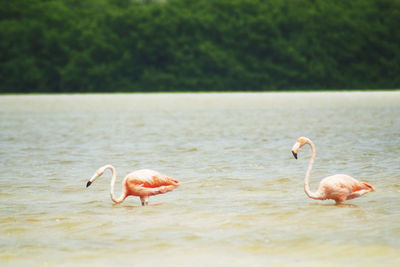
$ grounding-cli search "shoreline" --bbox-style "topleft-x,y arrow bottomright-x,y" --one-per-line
1,89 -> 399,96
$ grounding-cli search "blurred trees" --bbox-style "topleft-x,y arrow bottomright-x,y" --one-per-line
0,0 -> 399,92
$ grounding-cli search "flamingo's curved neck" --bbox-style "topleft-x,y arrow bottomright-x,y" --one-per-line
107,165 -> 126,204
304,140 -> 323,200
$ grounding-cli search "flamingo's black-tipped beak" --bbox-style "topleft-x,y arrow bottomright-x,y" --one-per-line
86,181 -> 92,188
291,142 -> 300,160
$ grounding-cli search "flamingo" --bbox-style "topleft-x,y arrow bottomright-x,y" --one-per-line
86,165 -> 180,206
291,137 -> 374,204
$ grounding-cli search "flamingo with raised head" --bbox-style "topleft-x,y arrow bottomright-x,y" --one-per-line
291,137 -> 374,204
86,165 -> 180,206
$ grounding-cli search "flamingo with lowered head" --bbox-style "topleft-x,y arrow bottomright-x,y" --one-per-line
86,165 -> 180,206
291,137 -> 374,204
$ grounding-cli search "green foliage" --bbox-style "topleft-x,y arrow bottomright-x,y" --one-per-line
0,0 -> 399,92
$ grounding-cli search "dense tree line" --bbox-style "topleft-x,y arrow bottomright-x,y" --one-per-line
0,0 -> 399,92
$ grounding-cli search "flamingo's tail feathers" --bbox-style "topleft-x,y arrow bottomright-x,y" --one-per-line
362,182 -> 375,192
167,176 -> 180,186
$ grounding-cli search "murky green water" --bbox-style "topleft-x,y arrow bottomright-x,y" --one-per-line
1,92 -> 399,266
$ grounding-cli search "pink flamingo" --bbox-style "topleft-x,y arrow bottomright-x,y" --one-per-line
291,137 -> 375,204
86,165 -> 180,206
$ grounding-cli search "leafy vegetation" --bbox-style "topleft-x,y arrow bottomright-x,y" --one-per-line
1,0 -> 399,92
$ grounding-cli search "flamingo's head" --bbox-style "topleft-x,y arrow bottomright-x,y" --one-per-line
86,166 -> 107,187
291,136 -> 310,159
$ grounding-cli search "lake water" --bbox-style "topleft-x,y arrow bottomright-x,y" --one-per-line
0,92 -> 399,266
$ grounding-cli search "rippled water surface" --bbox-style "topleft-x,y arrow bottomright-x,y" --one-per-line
1,92 -> 399,266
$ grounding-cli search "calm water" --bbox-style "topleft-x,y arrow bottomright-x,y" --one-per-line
1,92 -> 399,266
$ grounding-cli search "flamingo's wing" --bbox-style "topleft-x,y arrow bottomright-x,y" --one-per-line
321,175 -> 360,191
